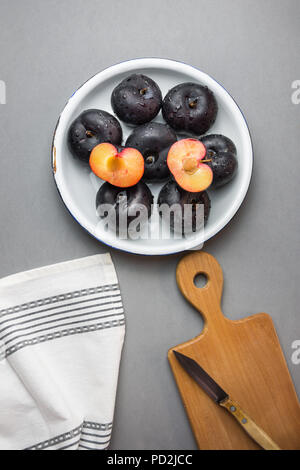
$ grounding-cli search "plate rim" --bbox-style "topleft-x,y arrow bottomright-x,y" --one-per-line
52,57 -> 253,256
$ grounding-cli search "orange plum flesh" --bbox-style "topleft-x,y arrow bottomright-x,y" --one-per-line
167,138 -> 213,192
90,143 -> 144,188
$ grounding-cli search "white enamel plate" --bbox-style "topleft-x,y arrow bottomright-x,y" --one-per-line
52,58 -> 253,255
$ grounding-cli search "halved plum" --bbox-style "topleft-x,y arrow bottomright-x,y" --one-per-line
89,143 -> 144,188
167,138 -> 213,192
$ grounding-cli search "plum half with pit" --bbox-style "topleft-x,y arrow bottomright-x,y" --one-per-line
111,74 -> 162,125
68,109 -> 122,163
158,180 -> 211,235
125,123 -> 177,182
167,138 -> 213,192
162,83 -> 218,136
96,181 -> 153,234
200,134 -> 238,188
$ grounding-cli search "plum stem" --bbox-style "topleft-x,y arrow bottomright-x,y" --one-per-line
183,157 -> 212,174
86,130 -> 95,138
140,88 -> 147,95
189,99 -> 198,108
146,155 -> 155,164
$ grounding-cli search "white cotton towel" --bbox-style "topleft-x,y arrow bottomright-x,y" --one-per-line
0,253 -> 125,450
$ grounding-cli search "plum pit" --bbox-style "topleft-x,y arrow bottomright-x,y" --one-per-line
167,138 -> 213,192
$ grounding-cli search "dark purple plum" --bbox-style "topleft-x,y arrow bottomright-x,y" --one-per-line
68,109 -> 122,163
96,181 -> 153,234
111,74 -> 162,125
125,122 -> 177,182
158,180 -> 210,235
200,134 -> 238,188
162,83 -> 218,136
200,134 -> 236,155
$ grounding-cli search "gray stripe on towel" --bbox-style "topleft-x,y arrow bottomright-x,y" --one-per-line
3,309 -> 124,346
4,316 -> 125,357
0,292 -> 121,327
0,283 -> 124,358
25,421 -> 112,450
0,284 -> 119,317
58,439 -> 81,450
0,300 -> 123,340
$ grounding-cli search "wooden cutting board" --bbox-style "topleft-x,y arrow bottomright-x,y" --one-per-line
168,251 -> 300,450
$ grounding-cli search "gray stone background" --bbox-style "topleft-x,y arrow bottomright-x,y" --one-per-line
0,0 -> 299,449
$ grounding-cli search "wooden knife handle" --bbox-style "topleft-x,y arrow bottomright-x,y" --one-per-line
220,397 -> 281,450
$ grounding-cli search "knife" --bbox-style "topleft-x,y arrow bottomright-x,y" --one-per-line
173,350 -> 281,451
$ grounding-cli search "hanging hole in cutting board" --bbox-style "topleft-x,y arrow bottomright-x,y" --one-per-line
194,273 -> 208,288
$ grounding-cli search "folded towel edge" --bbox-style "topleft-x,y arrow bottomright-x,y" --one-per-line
0,253 -> 114,289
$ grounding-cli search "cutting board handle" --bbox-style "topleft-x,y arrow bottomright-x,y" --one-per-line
176,251 -> 226,328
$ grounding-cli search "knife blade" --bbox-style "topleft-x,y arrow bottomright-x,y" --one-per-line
173,350 -> 281,451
